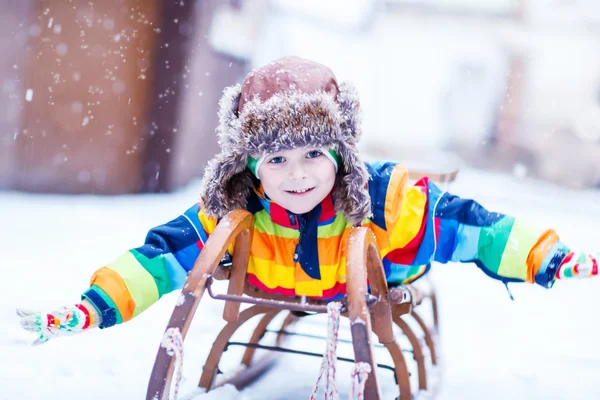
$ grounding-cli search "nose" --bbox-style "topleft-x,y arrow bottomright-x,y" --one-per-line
288,162 -> 307,180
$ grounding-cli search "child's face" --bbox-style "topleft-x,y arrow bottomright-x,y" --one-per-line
258,147 -> 336,214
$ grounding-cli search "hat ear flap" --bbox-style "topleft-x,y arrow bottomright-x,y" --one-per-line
199,153 -> 254,220
200,83 -> 253,219
333,141 -> 371,226
337,81 -> 362,142
217,84 -> 243,151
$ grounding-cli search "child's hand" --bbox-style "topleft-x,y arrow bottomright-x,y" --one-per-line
17,300 -> 100,345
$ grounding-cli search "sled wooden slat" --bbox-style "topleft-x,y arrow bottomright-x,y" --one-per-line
146,210 -> 254,400
241,311 -> 298,367
346,228 -> 384,400
411,310 -> 438,366
198,305 -> 274,390
346,227 -> 415,400
222,229 -> 251,322
200,308 -> 299,392
394,315 -> 428,391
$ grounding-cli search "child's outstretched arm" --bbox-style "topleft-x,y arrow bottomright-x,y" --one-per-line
368,162 -> 598,288
428,183 -> 598,288
18,203 -> 216,344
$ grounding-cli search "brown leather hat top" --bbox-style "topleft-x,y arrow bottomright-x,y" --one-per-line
238,56 -> 339,114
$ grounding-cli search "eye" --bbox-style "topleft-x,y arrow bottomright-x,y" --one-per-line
306,150 -> 323,159
268,156 -> 285,164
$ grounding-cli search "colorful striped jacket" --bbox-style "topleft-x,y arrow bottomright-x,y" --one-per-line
82,162 -> 593,328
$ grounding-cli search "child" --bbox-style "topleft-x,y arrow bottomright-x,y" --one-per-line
19,56 -> 599,344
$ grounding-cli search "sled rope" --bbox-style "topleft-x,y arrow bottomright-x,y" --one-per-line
161,327 -> 185,400
309,301 -> 371,400
350,362 -> 371,400
310,301 -> 342,400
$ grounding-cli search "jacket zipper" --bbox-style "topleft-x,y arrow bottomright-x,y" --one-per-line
294,214 -> 306,263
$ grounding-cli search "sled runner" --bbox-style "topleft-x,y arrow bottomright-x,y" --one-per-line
146,167 -> 458,400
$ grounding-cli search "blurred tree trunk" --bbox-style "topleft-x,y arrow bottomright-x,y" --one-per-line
138,0 -> 197,192
141,0 -> 247,193
166,0 -> 247,191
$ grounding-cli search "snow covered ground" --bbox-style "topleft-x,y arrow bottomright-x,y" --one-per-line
2,167 -> 600,400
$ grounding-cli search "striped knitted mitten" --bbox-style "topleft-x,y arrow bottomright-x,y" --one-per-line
17,299 -> 101,345
555,251 -> 599,280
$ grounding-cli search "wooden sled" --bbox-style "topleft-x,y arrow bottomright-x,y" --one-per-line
146,166 -> 458,400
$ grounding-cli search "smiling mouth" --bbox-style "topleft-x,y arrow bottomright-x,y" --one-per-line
285,187 -> 315,194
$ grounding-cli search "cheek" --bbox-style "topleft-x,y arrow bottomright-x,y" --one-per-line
259,169 -> 284,190
324,173 -> 337,192
313,162 -> 336,184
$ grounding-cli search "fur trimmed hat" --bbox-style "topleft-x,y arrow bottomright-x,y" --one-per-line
199,56 -> 371,225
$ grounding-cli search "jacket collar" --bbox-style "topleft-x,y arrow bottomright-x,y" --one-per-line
253,183 -> 337,229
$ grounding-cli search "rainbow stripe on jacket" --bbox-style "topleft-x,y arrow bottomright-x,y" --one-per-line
82,161 -> 589,328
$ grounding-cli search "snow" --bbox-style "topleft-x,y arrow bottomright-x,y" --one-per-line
2,168 -> 600,399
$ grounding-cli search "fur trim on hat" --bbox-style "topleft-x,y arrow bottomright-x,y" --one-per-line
199,80 -> 371,226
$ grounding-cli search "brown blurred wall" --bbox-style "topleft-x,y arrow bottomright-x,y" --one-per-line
0,1 -> 34,190
1,0 -> 246,195
15,0 -> 159,194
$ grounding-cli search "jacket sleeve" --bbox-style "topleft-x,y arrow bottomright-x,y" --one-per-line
367,162 -> 598,288
431,186 -> 598,288
81,203 -> 217,328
